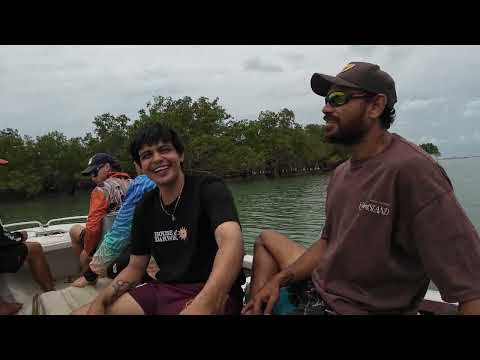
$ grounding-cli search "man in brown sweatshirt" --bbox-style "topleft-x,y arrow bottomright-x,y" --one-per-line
243,62 -> 480,315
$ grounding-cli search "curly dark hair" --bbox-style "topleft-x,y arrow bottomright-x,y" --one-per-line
379,106 -> 396,130
363,91 -> 396,130
129,122 -> 185,166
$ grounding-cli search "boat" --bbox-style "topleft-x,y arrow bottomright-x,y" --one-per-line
0,217 -> 458,315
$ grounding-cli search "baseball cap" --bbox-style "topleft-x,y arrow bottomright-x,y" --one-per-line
0,159 -> 8,166
81,153 -> 118,176
311,62 -> 397,108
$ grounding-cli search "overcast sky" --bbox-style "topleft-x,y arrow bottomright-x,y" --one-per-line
1,45 -> 479,157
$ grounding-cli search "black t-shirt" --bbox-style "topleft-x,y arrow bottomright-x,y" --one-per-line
131,174 -> 245,294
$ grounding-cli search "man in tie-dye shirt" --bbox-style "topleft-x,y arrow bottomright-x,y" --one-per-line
73,163 -> 157,287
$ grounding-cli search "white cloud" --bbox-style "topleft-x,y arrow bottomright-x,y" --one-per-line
418,136 -> 441,144
399,98 -> 447,112
464,99 -> 480,117
243,57 -> 284,73
454,133 -> 480,144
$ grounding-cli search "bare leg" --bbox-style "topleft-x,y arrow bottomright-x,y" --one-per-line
69,224 -> 84,257
25,242 -> 55,292
0,297 -> 22,315
79,255 -> 92,273
71,302 -> 92,315
106,292 -> 145,315
249,230 -> 306,298
69,225 -> 91,272
72,293 -> 145,315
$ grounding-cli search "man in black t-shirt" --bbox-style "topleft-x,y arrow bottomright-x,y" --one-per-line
74,123 -> 245,315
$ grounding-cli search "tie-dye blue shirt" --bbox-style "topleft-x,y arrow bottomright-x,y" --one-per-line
90,175 -> 156,274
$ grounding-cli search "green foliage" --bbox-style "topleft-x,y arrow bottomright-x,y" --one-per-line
0,96 -> 350,197
419,142 -> 441,156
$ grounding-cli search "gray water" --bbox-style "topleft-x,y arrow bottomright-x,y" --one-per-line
229,175 -> 328,254
1,157 -> 479,255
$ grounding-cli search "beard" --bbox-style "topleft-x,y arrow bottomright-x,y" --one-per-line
325,122 -> 369,145
324,110 -> 370,146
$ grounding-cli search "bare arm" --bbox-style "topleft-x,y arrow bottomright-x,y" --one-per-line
181,221 -> 244,314
458,299 -> 480,315
87,254 -> 149,314
274,237 -> 328,286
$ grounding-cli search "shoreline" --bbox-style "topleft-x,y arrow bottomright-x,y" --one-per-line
1,169 -> 336,202
224,167 -> 334,183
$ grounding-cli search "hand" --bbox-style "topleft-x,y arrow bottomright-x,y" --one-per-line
179,295 -> 228,315
179,300 -> 213,315
72,276 -> 95,288
242,278 -> 281,315
86,300 -> 106,315
89,262 -> 106,277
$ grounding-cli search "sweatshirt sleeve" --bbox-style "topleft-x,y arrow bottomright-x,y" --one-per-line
83,189 -> 109,255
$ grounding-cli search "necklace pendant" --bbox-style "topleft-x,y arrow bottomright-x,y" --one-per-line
172,215 -> 175,222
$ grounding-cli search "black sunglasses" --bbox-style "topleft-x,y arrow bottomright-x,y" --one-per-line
325,91 -> 374,107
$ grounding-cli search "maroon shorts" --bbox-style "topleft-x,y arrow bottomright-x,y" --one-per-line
128,281 -> 243,315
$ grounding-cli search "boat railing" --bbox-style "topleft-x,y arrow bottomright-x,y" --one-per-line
3,216 -> 88,231
46,216 -> 87,227
2,221 -> 43,231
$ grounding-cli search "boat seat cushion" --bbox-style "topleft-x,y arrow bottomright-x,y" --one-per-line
37,278 -> 112,315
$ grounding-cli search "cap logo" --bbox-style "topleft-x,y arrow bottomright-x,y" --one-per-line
340,63 -> 356,73
87,156 -> 94,166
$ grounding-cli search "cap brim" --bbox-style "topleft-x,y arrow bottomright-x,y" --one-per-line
81,165 -> 96,176
311,73 -> 362,97
0,159 -> 8,166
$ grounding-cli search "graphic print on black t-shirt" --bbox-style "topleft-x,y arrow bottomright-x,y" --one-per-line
154,226 -> 188,243
130,174 -> 245,295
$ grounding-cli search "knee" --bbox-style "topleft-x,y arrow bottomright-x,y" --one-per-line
71,304 -> 90,315
69,225 -> 83,243
255,230 -> 276,248
255,233 -> 265,247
